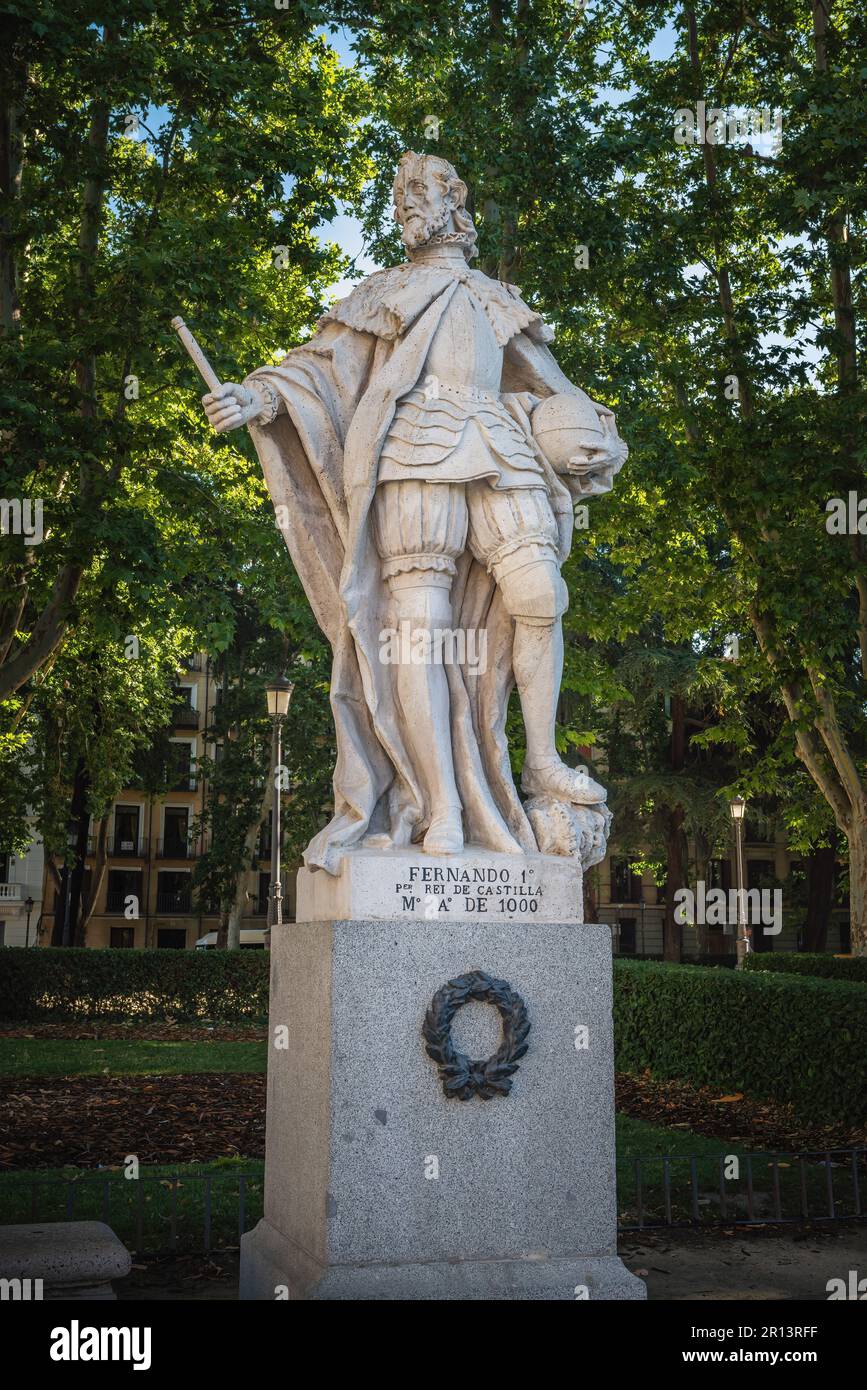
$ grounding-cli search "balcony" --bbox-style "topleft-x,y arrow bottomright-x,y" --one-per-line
156,838 -> 197,860
106,888 -> 140,912
171,705 -> 199,730
156,891 -> 192,914
112,836 -> 148,857
0,884 -> 22,902
181,655 -> 203,672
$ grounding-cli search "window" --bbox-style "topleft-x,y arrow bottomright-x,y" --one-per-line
255,872 -> 270,915
169,741 -> 195,791
747,860 -> 775,891
110,927 -> 135,949
258,814 -> 272,859
156,871 -> 192,914
618,918 -> 637,955
162,807 -> 190,856
106,869 -> 142,914
157,928 -> 187,949
114,805 -> 141,854
612,860 -> 642,903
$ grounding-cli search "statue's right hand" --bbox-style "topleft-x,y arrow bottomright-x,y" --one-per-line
202,382 -> 263,432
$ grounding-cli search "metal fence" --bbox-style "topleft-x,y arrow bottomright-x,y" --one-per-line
619,1148 -> 864,1231
2,1149 -> 863,1255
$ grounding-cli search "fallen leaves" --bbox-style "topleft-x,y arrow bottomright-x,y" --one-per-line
0,1074 -> 266,1170
615,1072 -> 866,1152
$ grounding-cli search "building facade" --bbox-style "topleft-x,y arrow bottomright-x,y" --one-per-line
36,656 -> 294,950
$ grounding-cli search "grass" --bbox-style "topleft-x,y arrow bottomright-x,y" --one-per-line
0,1035 -> 859,1242
0,1038 -> 267,1076
0,1118 -> 858,1252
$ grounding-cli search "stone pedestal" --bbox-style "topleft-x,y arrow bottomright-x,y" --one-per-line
240,868 -> 645,1301
296,847 -> 584,923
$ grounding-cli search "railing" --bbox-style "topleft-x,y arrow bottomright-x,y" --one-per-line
181,655 -> 203,672
156,839 -> 196,860
2,1171 -> 262,1255
3,1149 -> 862,1258
0,884 -> 22,901
169,775 -> 197,792
155,891 -> 192,914
112,836 -> 147,857
105,889 -> 141,912
171,706 -> 199,729
619,1148 -> 865,1230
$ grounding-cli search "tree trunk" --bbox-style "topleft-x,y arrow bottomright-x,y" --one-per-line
60,758 -> 90,946
663,807 -> 686,962
847,817 -> 867,956
77,814 -> 109,946
582,866 -> 598,924
802,842 -> 836,952
226,783 -> 272,950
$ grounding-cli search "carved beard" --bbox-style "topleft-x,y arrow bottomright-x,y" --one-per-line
400,207 -> 452,250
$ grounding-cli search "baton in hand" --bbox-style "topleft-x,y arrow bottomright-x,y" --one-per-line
171,316 -> 222,393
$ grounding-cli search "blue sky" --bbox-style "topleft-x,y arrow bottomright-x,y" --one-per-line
318,19 -> 681,298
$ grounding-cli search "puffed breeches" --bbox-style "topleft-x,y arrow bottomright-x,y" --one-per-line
371,479 -> 568,626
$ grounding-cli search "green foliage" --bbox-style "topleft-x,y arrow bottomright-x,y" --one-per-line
0,946 -> 268,1022
614,959 -> 867,1123
744,952 -> 867,985
1,1 -> 366,847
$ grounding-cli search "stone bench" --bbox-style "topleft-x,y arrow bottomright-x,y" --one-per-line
0,1221 -> 131,1300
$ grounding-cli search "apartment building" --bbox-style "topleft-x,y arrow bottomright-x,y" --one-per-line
597,832 -> 850,958
0,831 -> 44,947
37,656 -> 294,950
15,661 -> 851,953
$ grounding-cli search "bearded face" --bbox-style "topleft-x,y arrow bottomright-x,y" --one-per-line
394,166 -> 453,250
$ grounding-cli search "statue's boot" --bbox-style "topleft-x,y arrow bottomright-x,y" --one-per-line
423,804 -> 464,855
521,759 -> 607,806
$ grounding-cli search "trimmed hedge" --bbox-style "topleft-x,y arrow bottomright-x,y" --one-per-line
0,948 -> 269,1023
744,952 -> 867,985
614,959 -> 867,1124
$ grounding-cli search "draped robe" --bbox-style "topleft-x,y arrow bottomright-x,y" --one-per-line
245,262 -> 624,873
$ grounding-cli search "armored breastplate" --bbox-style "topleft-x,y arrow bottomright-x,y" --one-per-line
422,285 -> 503,392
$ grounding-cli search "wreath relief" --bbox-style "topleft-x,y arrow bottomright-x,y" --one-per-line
422,969 -> 531,1101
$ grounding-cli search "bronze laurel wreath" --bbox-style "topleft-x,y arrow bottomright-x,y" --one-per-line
422,969 -> 531,1101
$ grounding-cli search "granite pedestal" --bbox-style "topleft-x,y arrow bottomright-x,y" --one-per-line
240,857 -> 644,1301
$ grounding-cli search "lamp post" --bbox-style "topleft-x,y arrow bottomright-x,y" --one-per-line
265,676 -> 294,934
730,795 -> 749,969
24,895 -> 34,948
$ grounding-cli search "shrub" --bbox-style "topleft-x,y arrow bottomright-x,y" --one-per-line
743,952 -> 867,985
0,947 -> 269,1023
614,959 -> 867,1124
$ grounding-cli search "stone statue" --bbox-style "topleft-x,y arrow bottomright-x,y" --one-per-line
202,153 -> 626,875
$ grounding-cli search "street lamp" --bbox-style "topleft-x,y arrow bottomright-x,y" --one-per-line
24,895 -> 34,948
265,676 -> 294,932
729,796 -> 749,969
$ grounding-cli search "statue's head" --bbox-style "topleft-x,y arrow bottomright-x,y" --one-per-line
393,152 -> 478,262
